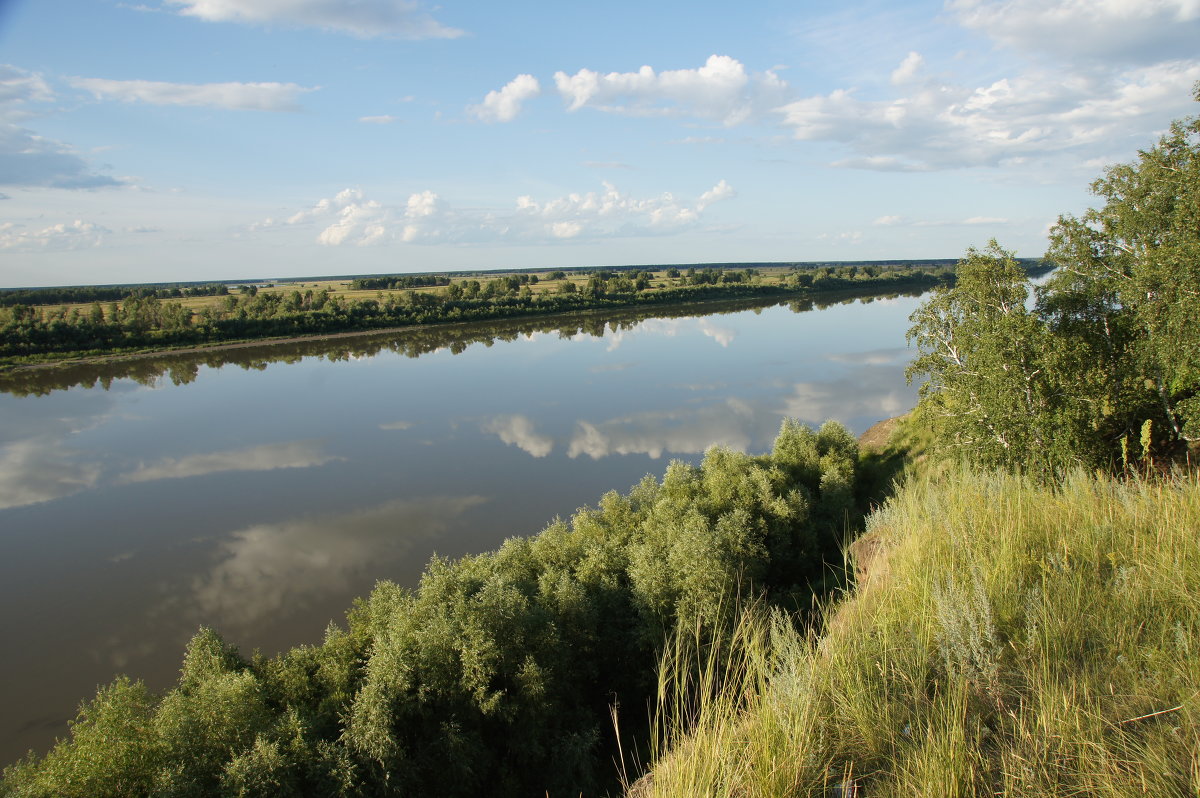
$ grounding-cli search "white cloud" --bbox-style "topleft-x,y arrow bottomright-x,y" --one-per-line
554,54 -> 790,126
777,59 -> 1200,171
696,179 -> 735,210
0,64 -> 52,110
163,0 -> 464,39
468,74 -> 540,123
359,114 -> 397,124
514,179 -> 735,238
0,219 -> 110,251
949,0 -> 1200,64
70,77 -> 315,111
890,51 -> 924,85
119,440 -> 342,483
482,414 -> 554,457
0,65 -> 121,188
259,179 -> 736,246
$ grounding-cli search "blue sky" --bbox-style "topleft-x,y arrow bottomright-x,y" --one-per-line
1,0 -> 1197,287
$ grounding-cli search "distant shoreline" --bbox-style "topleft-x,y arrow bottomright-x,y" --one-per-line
0,283 -> 932,374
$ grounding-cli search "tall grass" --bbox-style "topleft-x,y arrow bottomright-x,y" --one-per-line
639,467 -> 1200,796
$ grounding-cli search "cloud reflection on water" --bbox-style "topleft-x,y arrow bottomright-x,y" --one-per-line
482,414 -> 554,457
0,439 -> 101,510
826,347 -> 911,366
567,397 -> 760,460
777,365 -> 912,428
190,495 -> 488,629
118,440 -> 344,484
603,317 -> 738,353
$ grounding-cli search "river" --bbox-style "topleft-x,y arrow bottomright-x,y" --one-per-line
0,291 -> 924,764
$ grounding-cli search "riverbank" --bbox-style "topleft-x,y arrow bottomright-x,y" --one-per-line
0,262 -> 988,369
0,282 -> 930,376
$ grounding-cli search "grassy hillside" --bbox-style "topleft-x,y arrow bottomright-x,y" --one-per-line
636,460 -> 1200,796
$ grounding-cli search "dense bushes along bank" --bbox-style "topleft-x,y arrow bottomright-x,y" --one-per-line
0,264 -> 989,365
2,419 -> 881,797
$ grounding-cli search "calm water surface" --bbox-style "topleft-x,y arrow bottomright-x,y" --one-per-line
0,293 -> 923,763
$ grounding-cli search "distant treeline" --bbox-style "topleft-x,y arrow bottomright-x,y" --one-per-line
349,274 -> 451,290
0,263 -> 1047,364
0,292 -> 914,397
1,419 -> 874,797
0,282 -> 229,307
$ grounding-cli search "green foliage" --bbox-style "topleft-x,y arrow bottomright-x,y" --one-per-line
2,420 -> 870,797
909,89 -> 1200,475
907,240 -> 1071,477
1043,90 -> 1200,454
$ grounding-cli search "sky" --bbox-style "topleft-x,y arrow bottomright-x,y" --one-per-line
0,0 -> 1197,287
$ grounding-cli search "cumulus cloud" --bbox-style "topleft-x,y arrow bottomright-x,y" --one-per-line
554,54 -> 790,126
514,179 -> 736,239
258,179 -> 736,246
70,77 -> 315,111
777,57 -> 1200,171
468,74 -> 540,123
949,0 -> 1200,64
118,440 -> 343,483
162,0 -> 464,39
696,179 -> 735,210
0,219 -> 110,251
0,65 -> 121,188
890,51 -> 924,85
482,414 -> 554,457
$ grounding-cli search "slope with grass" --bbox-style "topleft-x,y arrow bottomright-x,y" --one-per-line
638,447 -> 1200,796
